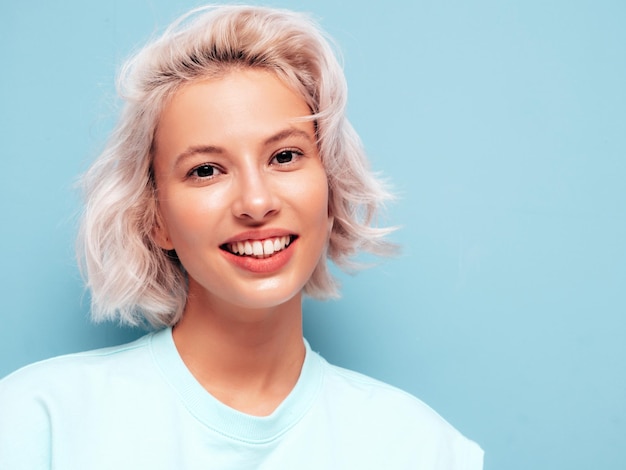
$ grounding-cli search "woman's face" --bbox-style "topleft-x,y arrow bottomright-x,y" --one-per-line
152,69 -> 331,312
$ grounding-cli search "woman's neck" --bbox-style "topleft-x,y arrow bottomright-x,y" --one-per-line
171,291 -> 305,416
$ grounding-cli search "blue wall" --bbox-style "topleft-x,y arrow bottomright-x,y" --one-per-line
1,1 -> 624,468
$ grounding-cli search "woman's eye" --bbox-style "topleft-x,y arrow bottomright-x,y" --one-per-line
189,164 -> 221,179
271,150 -> 302,165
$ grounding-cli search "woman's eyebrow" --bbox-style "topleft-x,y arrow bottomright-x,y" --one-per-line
173,145 -> 224,169
263,127 -> 314,146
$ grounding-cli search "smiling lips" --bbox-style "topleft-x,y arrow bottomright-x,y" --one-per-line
223,236 -> 294,259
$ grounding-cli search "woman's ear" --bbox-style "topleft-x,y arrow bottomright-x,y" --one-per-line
152,213 -> 175,250
327,214 -> 334,239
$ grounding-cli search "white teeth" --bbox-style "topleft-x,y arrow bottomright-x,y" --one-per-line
228,236 -> 292,258
252,241 -> 264,256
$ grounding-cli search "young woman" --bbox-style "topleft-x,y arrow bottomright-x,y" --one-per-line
0,5 -> 483,469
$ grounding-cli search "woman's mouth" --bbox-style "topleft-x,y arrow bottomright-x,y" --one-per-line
221,236 -> 296,259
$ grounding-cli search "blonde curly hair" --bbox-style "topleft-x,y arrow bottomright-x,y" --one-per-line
78,5 -> 395,328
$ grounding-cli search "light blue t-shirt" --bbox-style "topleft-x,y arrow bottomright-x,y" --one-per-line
0,329 -> 483,469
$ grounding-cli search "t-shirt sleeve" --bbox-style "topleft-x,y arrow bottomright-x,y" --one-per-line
0,370 -> 52,469
427,415 -> 484,470
431,409 -> 484,470
457,435 -> 484,470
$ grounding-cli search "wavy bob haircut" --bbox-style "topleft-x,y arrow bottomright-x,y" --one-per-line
78,4 -> 395,328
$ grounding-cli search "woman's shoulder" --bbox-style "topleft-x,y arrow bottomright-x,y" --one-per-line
0,331 -> 164,469
319,358 -> 448,423
313,354 -> 484,469
0,331 -> 155,399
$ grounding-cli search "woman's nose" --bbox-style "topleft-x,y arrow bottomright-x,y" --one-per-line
231,168 -> 281,221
